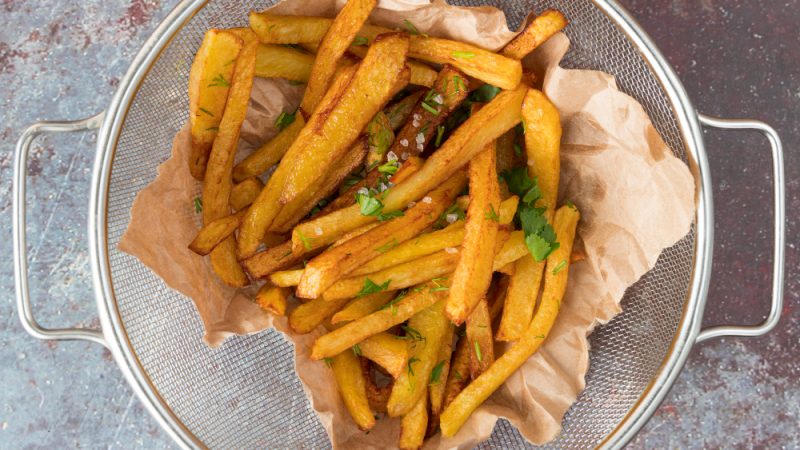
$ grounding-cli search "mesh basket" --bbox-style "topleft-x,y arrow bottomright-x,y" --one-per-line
102,0 -> 696,448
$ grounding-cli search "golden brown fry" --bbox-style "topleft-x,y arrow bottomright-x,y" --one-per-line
399,389 -> 428,450
230,177 -> 264,211
242,241 -> 300,279
439,204 -> 580,437
237,63 -> 359,258
387,300 -> 449,417
408,36 -> 522,90
311,285 -> 447,360
522,88 -> 562,216
495,130 -> 519,199
407,61 -> 437,88
330,348 -> 375,431
466,297 -> 494,378
361,358 -> 392,412
496,255 -> 544,341
331,222 -> 382,248
385,91 -> 425,131
289,295 -> 351,334
491,230 -> 529,271
268,269 -> 302,287
388,65 -> 470,159
232,114 -> 305,183
282,33 -> 410,205
269,137 -> 368,233
488,274 -> 510,322
292,84 -> 527,252
255,284 -> 290,316
254,43 -> 315,81
209,237 -> 249,288
445,144 -> 501,324
297,172 -> 465,298
300,0 -> 377,114
360,332 -> 409,379
331,291 -> 394,325
442,336 -> 471,410
427,323 -> 455,436
189,209 -> 247,256
501,10 -> 569,60
249,12 -> 391,45
188,30 -> 243,180
322,250 -> 459,301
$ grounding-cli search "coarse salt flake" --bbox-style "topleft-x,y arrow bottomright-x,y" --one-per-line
433,94 -> 443,104
401,152 -> 410,160
445,247 -> 458,254
357,187 -> 369,195
446,213 -> 459,224
416,143 -> 424,151
422,196 -> 432,204
399,139 -> 409,147
314,227 -> 323,236
407,201 -> 417,208
387,151 -> 399,161
415,132 -> 425,144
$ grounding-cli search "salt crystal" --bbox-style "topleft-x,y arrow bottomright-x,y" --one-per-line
401,152 -> 410,160
314,227 -> 323,236
422,196 -> 432,204
407,201 -> 417,208
415,132 -> 425,144
433,94 -> 443,104
413,113 -> 422,121
446,213 -> 459,224
357,187 -> 369,195
387,151 -> 399,161
399,139 -> 409,147
445,247 -> 458,254
416,143 -> 424,151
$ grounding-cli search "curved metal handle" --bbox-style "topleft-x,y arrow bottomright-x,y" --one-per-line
696,114 -> 785,343
13,112 -> 108,348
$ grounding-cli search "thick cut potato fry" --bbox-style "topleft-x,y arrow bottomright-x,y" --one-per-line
270,137 -> 368,233
523,89 -> 562,215
385,91 -> 425,131
496,254 -> 545,341
207,237 -> 249,287
442,336 -> 471,410
289,295 -> 351,334
232,114 -> 305,182
292,84 -> 526,252
446,144 -> 501,324
360,332 -> 409,379
331,291 -> 394,324
330,348 -> 376,431
322,250 -> 459,300
255,284 -> 290,316
492,230 -> 529,271
300,0 -> 377,114
427,323 -> 455,436
249,12 -> 391,45
331,222 -> 382,248
189,209 -> 247,256
501,10 -> 568,60
254,43 -> 315,81
237,64 -> 358,258
408,36 -> 521,90
408,61 -> 437,88
389,65 -> 470,159
298,173 -> 465,298
387,300 -> 449,417
495,130 -> 519,199
242,241 -> 300,279
311,285 -> 447,360
439,205 -> 580,437
230,177 -> 264,211
188,30 -> 243,180
268,268 -> 302,287
283,33 -> 410,205
400,389 -> 428,450
466,297 -> 494,378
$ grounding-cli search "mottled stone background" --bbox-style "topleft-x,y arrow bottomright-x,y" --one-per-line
0,0 -> 796,448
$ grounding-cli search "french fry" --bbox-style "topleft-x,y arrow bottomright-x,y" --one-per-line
242,241 -> 300,279
491,230 -> 529,271
445,144 -> 501,324
322,250 -> 459,300
292,84 -> 527,252
189,209 -> 247,256
269,137 -> 368,233
297,172 -> 465,298
522,88 -> 562,216
466,297 -> 494,378
249,12 -> 391,45
408,61 -> 437,88
387,300 -> 450,417
408,36 -> 522,90
488,274 -> 511,322
385,91 -> 425,131
389,65 -> 470,159
439,204 -> 580,437
501,10 -> 569,60
254,43 -> 315,81
201,37 -> 258,287
188,30 -> 243,180
442,336 -> 471,410
495,131 -> 519,199
331,291 -> 394,325
399,390 -> 428,450
331,222 -> 382,247
282,33 -> 410,205
496,255 -> 544,341
255,284 -> 290,316
269,269 -> 302,287
330,348 -> 376,431
232,114 -> 305,182
427,323 -> 455,436
230,177 -> 264,211
289,295 -> 351,334
359,332 -> 410,379
300,0 -> 378,114
311,284 -> 447,360
361,358 -> 392,412
237,63 -> 359,258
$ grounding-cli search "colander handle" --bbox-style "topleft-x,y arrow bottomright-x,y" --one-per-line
696,114 -> 785,343
12,112 -> 108,348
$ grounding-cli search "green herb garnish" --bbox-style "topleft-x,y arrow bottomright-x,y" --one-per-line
356,191 -> 384,217
357,278 -> 391,297
429,277 -> 449,292
452,51 -> 476,59
397,325 -> 425,343
274,110 -> 296,131
297,230 -> 313,251
474,340 -> 483,362
198,107 -> 214,117
403,19 -> 426,37
484,204 -> 500,222
499,167 -> 559,261
513,143 -> 522,157
193,197 -> 202,213
323,357 -> 334,368
429,360 -> 446,385
376,238 -> 399,254
551,259 -> 567,275
208,73 -> 231,88
352,36 -> 369,46
435,125 -> 445,147
205,126 -> 219,132
407,356 -> 420,377
469,84 -> 501,102
352,344 -> 362,356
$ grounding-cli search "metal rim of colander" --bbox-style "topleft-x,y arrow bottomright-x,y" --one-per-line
87,1 -> 713,448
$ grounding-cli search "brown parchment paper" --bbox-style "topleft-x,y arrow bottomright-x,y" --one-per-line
119,0 -> 695,447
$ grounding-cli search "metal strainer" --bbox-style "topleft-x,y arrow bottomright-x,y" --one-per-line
13,0 -> 786,448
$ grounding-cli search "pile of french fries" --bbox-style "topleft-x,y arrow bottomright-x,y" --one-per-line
187,3 -> 578,447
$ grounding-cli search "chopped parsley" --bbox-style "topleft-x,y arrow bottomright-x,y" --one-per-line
297,230 -> 313,251
357,278 -> 391,297
484,204 -> 500,222
205,126 -> 219,132
208,73 -> 231,88
377,160 -> 400,176
452,75 -> 466,94
403,19 -> 426,37
341,172 -> 364,192
453,370 -> 463,380
500,167 -> 559,261
451,50 -> 476,59
429,360 -> 446,385
323,357 -> 334,368
429,277 -> 449,292
378,210 -> 404,221
376,238 -> 399,254
421,101 -> 439,115
469,84 -> 501,103
193,197 -> 202,213
435,125 -> 445,147
474,340 -> 483,362
352,344 -> 362,356
198,107 -> 214,117
274,110 -> 296,131
407,356 -> 420,377
352,36 -> 369,46
397,325 -> 425,343
356,191 -> 384,216
308,198 -> 328,217
551,259 -> 567,275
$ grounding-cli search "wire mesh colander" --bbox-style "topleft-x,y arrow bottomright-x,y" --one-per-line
13,0 -> 786,448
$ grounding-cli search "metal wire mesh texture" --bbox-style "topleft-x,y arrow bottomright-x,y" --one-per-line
103,0 -> 696,448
